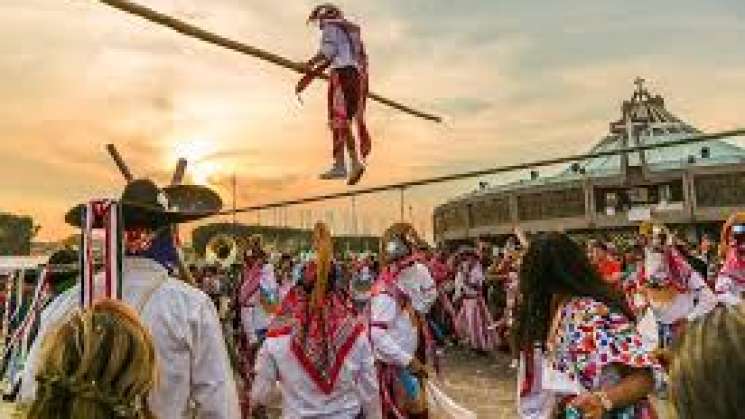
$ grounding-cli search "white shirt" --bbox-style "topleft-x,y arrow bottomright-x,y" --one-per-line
251,334 -> 382,419
319,22 -> 362,69
715,273 -> 745,306
651,274 -> 717,324
370,262 -> 436,367
20,257 -> 240,419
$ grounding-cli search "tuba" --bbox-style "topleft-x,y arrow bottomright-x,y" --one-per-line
206,234 -> 238,268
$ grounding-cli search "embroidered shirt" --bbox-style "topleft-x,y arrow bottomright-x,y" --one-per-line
549,297 -> 656,391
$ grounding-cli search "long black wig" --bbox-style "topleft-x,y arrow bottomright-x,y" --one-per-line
513,232 -> 634,350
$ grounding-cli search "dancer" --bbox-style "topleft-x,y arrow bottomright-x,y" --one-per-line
370,223 -> 437,418
236,234 -> 278,418
515,232 -> 659,419
453,246 -> 498,352
251,222 -> 381,418
276,253 -> 296,302
636,223 -> 716,349
425,249 -> 457,346
239,235 -> 279,346
715,212 -> 745,306
21,179 -> 239,418
298,3 -> 371,185
350,253 -> 376,311
490,246 -> 521,360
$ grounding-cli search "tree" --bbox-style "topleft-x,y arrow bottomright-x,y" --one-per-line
0,212 -> 38,255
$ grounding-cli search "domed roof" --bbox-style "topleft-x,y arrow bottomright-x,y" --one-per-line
450,79 -> 745,202
568,77 -> 745,176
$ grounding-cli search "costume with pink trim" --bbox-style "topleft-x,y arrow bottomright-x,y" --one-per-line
299,4 -> 371,184
453,250 -> 498,351
370,254 -> 437,418
637,242 -> 716,348
715,214 -> 745,306
716,248 -> 745,306
251,249 -> 381,418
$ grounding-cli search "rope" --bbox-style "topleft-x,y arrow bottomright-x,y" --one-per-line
211,128 -> 745,215
98,0 -> 442,123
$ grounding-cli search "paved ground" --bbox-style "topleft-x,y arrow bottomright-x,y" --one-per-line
0,348 -> 519,418
436,347 -> 518,419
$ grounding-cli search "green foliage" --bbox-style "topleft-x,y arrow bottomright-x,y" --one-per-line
0,212 -> 38,255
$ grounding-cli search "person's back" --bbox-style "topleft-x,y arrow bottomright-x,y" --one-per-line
252,322 -> 379,418
251,223 -> 381,419
21,256 -> 239,419
27,299 -> 157,419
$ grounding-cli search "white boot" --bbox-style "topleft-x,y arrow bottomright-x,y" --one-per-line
347,159 -> 365,186
319,161 -> 347,180
345,133 -> 365,186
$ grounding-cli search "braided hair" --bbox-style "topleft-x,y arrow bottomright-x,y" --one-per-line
28,300 -> 157,419
513,232 -> 633,350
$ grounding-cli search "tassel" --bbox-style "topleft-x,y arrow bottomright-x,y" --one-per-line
80,200 -> 125,308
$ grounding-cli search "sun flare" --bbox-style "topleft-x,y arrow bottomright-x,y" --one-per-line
168,138 -> 220,185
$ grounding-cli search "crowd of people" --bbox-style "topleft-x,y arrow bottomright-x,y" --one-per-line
4,180 -> 745,419
137,214 -> 742,419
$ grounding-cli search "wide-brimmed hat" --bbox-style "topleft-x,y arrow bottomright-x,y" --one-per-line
307,3 -> 342,23
65,179 -> 222,229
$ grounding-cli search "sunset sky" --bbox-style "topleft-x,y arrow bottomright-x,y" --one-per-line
2,0 -> 745,242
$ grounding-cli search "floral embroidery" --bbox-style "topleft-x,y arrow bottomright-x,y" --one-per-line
550,297 -> 655,390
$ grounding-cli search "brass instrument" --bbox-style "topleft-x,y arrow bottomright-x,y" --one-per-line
205,234 -> 239,268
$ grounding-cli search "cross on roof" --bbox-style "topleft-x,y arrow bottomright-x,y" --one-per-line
634,77 -> 646,94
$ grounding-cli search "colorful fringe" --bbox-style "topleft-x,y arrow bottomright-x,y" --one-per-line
80,200 -> 124,308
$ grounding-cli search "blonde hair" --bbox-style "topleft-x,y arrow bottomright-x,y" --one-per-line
28,299 -> 158,419
669,305 -> 745,419
311,222 -> 333,310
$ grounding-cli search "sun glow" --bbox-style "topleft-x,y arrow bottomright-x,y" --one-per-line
190,160 -> 220,185
169,138 -> 219,185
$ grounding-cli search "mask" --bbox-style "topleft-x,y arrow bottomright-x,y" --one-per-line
385,237 -> 410,261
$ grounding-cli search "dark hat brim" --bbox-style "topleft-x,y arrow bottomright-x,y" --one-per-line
163,184 -> 223,213
65,183 -> 222,229
65,202 -> 216,229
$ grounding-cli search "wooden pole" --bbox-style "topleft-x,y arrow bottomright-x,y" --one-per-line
106,144 -> 134,182
99,0 -> 442,123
